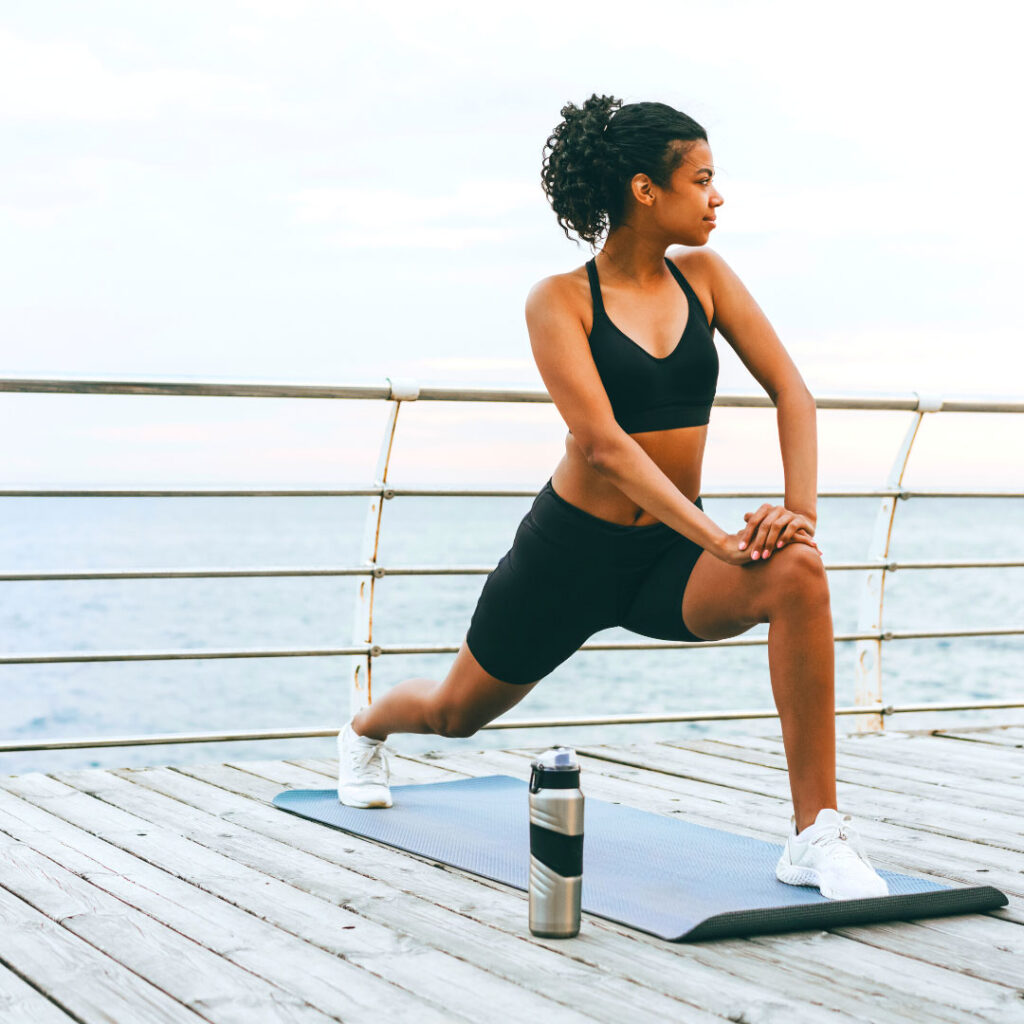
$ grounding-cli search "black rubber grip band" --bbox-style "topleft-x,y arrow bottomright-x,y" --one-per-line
529,765 -> 581,792
530,822 -> 584,876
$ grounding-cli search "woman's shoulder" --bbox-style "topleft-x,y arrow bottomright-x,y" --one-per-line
666,246 -> 722,328
524,263 -> 592,320
665,244 -> 719,280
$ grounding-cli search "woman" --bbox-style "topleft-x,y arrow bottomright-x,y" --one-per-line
336,94 -> 887,901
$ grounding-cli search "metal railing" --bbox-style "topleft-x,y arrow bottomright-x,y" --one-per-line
1,375 -> 1021,754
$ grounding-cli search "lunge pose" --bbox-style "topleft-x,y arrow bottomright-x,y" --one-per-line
337,94 -> 887,900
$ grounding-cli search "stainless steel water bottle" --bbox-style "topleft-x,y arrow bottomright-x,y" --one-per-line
528,745 -> 584,937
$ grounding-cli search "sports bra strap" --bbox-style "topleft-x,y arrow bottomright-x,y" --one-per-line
663,257 -> 700,307
584,258 -> 605,316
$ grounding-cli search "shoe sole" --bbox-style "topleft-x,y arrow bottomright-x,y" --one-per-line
776,855 -> 887,900
337,790 -> 393,808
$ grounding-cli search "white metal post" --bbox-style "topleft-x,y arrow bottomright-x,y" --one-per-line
348,377 -> 420,724
852,392 -> 944,734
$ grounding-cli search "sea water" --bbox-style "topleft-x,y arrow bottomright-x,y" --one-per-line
1,492 -> 1021,775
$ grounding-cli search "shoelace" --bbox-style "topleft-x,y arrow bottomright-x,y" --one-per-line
807,816 -> 874,868
347,739 -> 390,785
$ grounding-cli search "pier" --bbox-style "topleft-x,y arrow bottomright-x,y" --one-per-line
1,722 -> 1022,1023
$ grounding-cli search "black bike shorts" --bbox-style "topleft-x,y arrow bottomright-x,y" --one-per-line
465,476 -> 707,685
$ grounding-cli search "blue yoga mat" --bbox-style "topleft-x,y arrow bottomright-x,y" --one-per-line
273,774 -> 1007,942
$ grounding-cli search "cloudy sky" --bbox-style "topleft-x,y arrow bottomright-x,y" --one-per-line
2,0 -> 1021,487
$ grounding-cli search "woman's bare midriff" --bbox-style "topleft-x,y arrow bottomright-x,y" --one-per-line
550,425 -> 708,527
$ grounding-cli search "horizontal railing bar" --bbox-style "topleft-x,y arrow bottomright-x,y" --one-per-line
0,567 -> 392,581
4,626 -> 1020,665
868,558 -> 1024,570
2,697 -> 1021,753
1,646 -> 376,664
0,489 -> 393,498
895,490 -> 1024,499
484,698 -> 1024,728
2,376 -> 1023,413
4,556 -> 1024,583
2,487 -> 1021,500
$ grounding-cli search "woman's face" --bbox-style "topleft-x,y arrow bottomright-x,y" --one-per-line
641,138 -> 723,246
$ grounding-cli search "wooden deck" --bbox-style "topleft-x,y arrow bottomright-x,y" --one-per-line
1,723 -> 1023,1023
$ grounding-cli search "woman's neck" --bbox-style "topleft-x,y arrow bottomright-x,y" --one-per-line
595,230 -> 669,286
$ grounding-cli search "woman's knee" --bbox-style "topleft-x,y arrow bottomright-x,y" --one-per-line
765,543 -> 830,607
427,687 -> 492,738
428,641 -> 542,737
434,704 -> 491,738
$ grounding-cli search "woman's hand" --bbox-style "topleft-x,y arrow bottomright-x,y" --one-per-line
741,503 -> 820,560
713,504 -> 821,566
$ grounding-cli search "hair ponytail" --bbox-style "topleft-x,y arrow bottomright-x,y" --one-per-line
540,93 -> 708,248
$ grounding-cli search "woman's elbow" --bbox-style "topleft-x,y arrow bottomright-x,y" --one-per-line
586,433 -> 631,473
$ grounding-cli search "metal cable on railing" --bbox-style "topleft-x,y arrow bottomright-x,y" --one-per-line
4,697 -> 1024,754
2,375 -> 1021,753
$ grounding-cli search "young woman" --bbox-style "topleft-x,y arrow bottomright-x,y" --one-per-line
336,94 -> 888,901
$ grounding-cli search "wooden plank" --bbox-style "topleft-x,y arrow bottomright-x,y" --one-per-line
193,757 -> 892,1024
117,763 -> 732,1024
0,961 -> 77,1024
197,757 -> 921,1024
567,742 -> 1024,879
232,753 -> 1018,1024
660,735 -> 1024,813
846,733 -> 1024,778
0,772 -> 423,964
0,834 -> 335,1024
0,785 -> 461,1024
655,733 -> 1024,811
0,772 -> 537,1024
2,724 -> 1019,1024
833,735 -> 1024,783
591,740 -> 1024,850
823,914 -> 1024,991
394,746 -> 1024,1023
0,881 -> 204,1024
933,730 -> 1024,750
39,768 -> 619,1024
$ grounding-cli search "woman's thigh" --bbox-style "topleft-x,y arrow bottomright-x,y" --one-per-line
681,543 -> 824,641
442,560 -> 606,734
463,514 -> 615,687
430,639 -> 544,737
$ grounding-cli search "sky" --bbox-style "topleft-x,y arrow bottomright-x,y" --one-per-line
1,0 -> 1022,488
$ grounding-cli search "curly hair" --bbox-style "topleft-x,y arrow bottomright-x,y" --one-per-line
540,94 -> 708,248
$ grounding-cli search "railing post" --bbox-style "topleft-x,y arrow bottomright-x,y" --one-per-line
853,392 -> 943,734
348,377 -> 420,725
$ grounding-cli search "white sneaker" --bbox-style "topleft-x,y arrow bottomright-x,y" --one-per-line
776,807 -> 889,900
336,720 -> 393,808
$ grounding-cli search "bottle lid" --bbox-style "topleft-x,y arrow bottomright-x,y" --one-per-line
539,746 -> 578,769
529,746 -> 581,793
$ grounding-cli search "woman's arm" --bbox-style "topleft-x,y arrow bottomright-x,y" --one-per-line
778,388 -> 818,524
697,249 -> 820,535
525,264 -> 819,563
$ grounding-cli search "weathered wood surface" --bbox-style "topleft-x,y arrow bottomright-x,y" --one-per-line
1,723 -> 1022,1023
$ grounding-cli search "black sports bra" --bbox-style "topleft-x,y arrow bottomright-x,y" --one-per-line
585,256 -> 719,433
